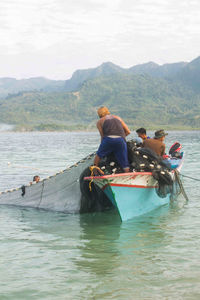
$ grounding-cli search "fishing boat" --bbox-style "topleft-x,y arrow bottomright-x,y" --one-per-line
0,141 -> 184,221
84,143 -> 184,221
84,165 -> 182,221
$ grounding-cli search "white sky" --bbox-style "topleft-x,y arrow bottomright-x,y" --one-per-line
0,0 -> 200,79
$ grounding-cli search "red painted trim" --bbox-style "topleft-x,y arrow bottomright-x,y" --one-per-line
102,183 -> 110,191
102,183 -> 157,190
84,171 -> 152,181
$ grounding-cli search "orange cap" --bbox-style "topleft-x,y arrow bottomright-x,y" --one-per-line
97,106 -> 110,118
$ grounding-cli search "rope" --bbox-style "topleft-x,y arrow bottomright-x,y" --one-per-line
7,162 -> 51,173
89,166 -> 104,191
180,173 -> 200,182
174,170 -> 189,202
6,152 -> 96,174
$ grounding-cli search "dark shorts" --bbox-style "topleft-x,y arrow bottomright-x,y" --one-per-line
97,137 -> 129,169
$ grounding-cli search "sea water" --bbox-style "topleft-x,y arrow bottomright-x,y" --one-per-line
0,131 -> 200,299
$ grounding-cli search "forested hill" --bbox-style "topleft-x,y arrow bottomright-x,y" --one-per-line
0,71 -> 200,130
0,56 -> 200,97
0,77 -> 65,99
64,56 -> 200,93
64,61 -> 188,91
174,56 -> 200,92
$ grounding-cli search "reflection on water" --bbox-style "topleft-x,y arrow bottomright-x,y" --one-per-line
0,123 -> 15,131
0,193 -> 200,299
77,211 -> 121,276
0,131 -> 200,299
75,205 -> 188,299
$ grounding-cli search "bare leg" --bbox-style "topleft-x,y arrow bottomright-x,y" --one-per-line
92,155 -> 104,175
94,154 -> 101,166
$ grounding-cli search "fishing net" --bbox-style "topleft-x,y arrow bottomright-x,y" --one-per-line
0,139 -> 181,212
79,167 -> 114,213
79,139 -> 175,203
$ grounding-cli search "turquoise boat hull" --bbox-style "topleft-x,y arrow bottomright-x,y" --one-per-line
84,151 -> 184,221
84,170 -> 181,221
103,184 -> 170,221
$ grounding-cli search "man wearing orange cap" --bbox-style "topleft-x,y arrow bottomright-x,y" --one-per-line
94,106 -> 131,172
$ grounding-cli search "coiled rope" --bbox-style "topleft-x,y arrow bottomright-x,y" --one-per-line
88,166 -> 104,191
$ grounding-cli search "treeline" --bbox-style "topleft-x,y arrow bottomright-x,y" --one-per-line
0,72 -> 199,130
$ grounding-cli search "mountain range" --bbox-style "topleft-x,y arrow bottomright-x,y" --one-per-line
0,58 -> 198,97
0,56 -> 200,130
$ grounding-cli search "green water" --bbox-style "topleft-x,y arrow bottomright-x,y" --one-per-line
0,131 -> 200,299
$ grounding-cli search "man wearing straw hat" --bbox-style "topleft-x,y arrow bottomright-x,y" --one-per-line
93,106 -> 131,173
143,129 -> 168,157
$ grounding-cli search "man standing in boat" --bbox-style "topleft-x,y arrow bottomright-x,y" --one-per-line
94,106 -> 131,173
143,129 -> 168,157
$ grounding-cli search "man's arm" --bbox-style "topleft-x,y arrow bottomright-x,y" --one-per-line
161,144 -> 166,156
114,116 -> 131,136
96,119 -> 104,140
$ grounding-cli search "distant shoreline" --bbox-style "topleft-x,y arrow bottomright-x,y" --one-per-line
1,122 -> 200,133
0,127 -> 200,133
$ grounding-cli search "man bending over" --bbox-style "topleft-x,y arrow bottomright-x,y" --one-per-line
94,106 -> 131,173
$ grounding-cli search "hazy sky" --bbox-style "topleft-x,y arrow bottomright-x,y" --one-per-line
0,0 -> 200,79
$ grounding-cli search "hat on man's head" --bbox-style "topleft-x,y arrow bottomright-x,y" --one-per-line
97,106 -> 110,118
154,129 -> 168,139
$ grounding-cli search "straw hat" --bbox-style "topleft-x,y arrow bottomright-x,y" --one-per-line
154,129 -> 168,139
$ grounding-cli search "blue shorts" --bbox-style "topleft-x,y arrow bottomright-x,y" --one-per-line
97,137 -> 129,169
